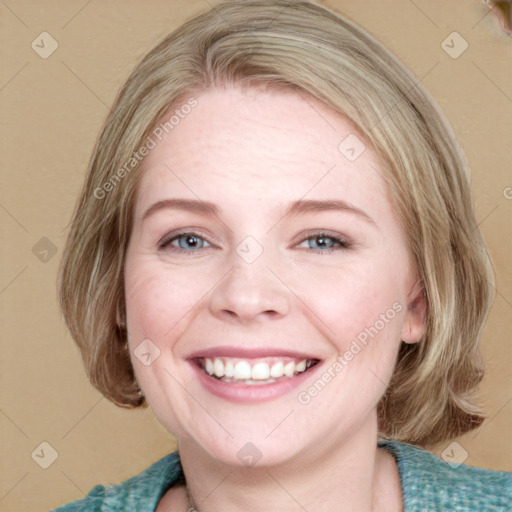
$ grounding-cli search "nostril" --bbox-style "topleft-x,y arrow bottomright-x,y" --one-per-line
220,310 -> 238,319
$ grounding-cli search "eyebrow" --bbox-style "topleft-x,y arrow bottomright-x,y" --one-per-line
284,199 -> 377,227
141,198 -> 376,227
142,198 -> 221,222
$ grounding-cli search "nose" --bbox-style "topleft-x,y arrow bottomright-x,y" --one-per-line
208,257 -> 291,324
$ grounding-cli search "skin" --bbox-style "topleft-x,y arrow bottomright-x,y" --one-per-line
124,84 -> 426,511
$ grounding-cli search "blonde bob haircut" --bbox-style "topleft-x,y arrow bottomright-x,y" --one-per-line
59,0 -> 495,446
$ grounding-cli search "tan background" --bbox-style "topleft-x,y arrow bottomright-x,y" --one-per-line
0,1 -> 511,510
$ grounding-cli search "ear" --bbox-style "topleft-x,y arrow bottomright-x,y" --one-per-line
401,277 -> 427,344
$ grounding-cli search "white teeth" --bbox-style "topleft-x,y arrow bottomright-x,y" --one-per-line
251,362 -> 270,380
225,360 -> 234,377
270,361 -> 284,378
201,357 -> 312,382
234,361 -> 252,379
284,361 -> 295,377
205,358 -> 214,375
296,360 -> 306,372
213,358 -> 224,377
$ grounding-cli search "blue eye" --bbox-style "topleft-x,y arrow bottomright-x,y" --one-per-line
299,233 -> 349,251
159,232 -> 211,252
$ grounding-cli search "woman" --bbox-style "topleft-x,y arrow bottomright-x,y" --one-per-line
55,1 -> 511,510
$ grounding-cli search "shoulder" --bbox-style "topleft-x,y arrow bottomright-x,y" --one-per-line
379,439 -> 512,511
51,451 -> 184,511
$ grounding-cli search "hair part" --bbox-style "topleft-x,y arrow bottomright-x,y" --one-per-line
58,0 -> 495,446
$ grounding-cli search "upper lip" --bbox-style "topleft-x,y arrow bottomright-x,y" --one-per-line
186,346 -> 320,360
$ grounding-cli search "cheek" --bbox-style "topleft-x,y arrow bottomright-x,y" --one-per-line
288,257 -> 406,398
288,258 -> 404,344
123,258 -> 217,436
124,258 -> 214,343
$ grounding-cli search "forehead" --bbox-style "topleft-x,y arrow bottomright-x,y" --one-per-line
134,85 -> 391,222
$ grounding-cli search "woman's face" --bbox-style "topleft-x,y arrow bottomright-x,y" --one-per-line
124,85 -> 425,466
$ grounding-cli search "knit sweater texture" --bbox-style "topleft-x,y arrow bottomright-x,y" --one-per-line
52,440 -> 512,511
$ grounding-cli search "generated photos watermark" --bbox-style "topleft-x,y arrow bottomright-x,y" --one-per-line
94,97 -> 198,199
297,301 -> 403,405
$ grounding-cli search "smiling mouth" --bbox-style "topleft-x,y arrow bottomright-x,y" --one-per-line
195,357 -> 321,385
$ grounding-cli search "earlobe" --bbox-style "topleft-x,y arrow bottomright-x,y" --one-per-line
401,278 -> 427,344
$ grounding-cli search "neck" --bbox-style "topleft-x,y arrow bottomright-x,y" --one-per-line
177,416 -> 402,512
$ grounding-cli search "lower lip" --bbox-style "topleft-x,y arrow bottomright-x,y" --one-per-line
189,361 -> 323,403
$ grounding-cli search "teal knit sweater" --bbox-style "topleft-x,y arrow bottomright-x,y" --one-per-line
53,440 -> 512,511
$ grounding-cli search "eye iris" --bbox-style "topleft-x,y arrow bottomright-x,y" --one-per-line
310,235 -> 334,249
178,234 -> 203,249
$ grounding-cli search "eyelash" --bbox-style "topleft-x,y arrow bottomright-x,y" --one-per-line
158,230 -> 213,254
297,231 -> 351,253
158,230 -> 351,255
